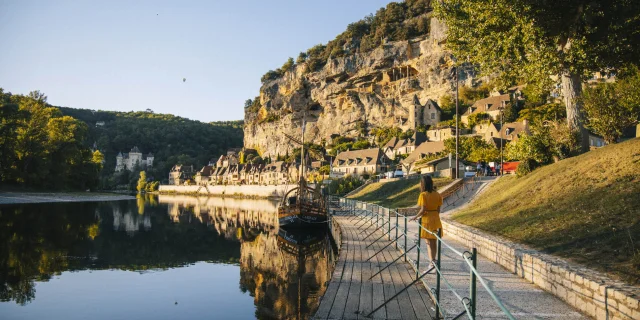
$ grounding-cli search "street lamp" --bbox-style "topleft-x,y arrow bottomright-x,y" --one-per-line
500,104 -> 504,175
450,66 -> 460,179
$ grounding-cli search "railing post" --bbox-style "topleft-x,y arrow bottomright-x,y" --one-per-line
435,228 -> 442,319
387,208 -> 391,239
395,210 -> 399,249
404,214 -> 408,262
470,247 -> 477,320
416,217 -> 421,279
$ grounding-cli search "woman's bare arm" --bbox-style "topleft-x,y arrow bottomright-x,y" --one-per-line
410,206 -> 424,221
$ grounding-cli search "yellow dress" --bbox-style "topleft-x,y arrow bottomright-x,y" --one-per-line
417,191 -> 443,239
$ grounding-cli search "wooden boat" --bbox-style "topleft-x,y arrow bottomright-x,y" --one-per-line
278,113 -> 328,229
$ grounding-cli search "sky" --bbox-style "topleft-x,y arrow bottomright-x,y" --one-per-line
0,0 -> 393,122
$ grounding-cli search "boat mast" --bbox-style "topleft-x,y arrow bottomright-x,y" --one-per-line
300,112 -> 306,183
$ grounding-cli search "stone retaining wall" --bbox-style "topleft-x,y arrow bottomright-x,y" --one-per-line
396,178 -> 639,319
158,184 -> 298,198
441,220 -> 639,320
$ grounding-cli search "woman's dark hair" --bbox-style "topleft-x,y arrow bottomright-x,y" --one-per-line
420,175 -> 435,193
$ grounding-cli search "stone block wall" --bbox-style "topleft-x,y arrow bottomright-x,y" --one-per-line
442,219 -> 640,320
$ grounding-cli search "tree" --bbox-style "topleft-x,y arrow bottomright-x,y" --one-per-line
581,66 -> 640,143
281,57 -> 294,73
137,171 -> 147,192
435,0 -> 640,151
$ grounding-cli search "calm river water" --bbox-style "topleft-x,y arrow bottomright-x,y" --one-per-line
0,195 -> 337,320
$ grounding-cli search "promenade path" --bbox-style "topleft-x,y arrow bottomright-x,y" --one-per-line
313,215 -> 436,320
314,177 -> 591,319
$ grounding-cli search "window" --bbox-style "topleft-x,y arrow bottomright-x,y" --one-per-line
490,132 -> 493,137
431,113 -> 435,119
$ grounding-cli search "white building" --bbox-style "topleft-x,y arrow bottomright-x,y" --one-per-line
115,146 -> 154,172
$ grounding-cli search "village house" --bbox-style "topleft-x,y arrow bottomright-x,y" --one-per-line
383,132 -> 427,160
588,133 -> 606,149
168,165 -> 195,185
401,141 -> 446,174
261,161 -> 294,185
472,119 -> 530,143
194,166 -> 214,186
461,86 -> 525,125
413,156 -> 473,177
332,148 -> 390,176
115,146 -> 154,172
409,97 -> 442,130
426,126 -> 462,141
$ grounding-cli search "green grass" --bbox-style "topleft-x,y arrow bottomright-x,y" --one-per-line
347,177 -> 452,209
453,138 -> 640,284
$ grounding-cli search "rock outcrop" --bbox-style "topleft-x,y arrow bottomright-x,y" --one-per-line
244,18 -> 480,157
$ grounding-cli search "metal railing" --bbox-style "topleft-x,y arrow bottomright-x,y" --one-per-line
328,178 -> 514,320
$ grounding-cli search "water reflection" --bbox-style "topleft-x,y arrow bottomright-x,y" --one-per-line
0,195 -> 336,320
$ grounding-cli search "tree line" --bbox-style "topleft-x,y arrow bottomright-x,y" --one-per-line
0,89 -> 103,190
0,88 -> 244,190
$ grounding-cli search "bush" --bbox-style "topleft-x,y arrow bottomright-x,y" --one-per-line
329,175 -> 363,195
516,158 -> 538,177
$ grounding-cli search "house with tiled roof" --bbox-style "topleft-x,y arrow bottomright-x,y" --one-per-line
332,148 -> 390,176
409,96 -> 443,129
461,94 -> 511,125
401,141 -> 446,174
426,126 -> 462,141
195,166 -> 214,186
413,156 -> 474,177
168,165 -> 195,185
383,132 -> 427,160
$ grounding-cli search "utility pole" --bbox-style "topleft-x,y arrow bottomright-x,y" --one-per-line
455,67 -> 459,179
500,105 -> 504,175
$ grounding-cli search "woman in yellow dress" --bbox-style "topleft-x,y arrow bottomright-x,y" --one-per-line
410,175 -> 443,263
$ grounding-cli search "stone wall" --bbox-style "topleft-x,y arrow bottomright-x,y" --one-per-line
440,220 -> 639,320
395,178 -> 639,319
158,184 -> 298,199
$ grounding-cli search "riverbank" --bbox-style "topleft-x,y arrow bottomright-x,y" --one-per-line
158,184 -> 298,199
0,192 -> 135,204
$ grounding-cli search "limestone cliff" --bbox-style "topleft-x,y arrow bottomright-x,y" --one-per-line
244,18 -> 479,157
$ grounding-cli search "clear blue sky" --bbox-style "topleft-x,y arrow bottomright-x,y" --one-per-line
0,0 -> 393,122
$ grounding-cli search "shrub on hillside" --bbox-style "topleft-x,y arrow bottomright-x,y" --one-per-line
516,158 -> 538,177
329,175 -> 363,195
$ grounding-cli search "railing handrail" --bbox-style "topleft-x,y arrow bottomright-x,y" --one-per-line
329,178 -> 515,320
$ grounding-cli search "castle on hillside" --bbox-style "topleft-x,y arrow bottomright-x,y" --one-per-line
115,146 -> 154,172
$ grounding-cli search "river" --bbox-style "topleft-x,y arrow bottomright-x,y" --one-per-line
0,195 -> 337,320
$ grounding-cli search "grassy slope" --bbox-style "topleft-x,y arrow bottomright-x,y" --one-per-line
348,177 -> 451,209
453,138 -> 640,283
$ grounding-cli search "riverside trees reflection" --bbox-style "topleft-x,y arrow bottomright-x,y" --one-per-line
0,195 -> 336,320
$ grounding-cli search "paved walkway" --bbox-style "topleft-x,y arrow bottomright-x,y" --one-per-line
316,177 -> 591,319
402,177 -> 589,319
313,215 -> 435,320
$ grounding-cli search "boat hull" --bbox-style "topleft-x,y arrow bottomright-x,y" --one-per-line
278,207 -> 328,228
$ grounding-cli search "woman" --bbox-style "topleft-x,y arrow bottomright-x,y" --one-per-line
410,175 -> 443,263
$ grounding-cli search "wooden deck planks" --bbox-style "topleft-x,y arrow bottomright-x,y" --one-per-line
313,216 -> 434,320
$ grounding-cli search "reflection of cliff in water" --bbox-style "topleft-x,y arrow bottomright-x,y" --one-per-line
240,227 -> 337,320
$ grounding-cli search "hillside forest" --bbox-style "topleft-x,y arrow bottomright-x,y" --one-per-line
0,89 -> 244,191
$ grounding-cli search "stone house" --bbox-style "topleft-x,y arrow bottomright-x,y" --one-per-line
332,148 -> 390,176
168,165 -> 195,185
588,133 -> 606,149
426,126 -> 461,141
461,94 -> 511,125
195,166 -> 214,186
261,161 -> 292,185
115,146 -> 154,172
409,97 -> 442,130
472,119 -> 530,143
401,141 -> 446,174
414,156 -> 472,177
383,132 -> 427,160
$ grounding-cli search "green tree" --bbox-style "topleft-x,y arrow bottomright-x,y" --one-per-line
435,0 -> 640,151
137,171 -> 147,192
581,66 -> 640,143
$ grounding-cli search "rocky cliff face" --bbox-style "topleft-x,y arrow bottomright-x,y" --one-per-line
244,18 -> 479,157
